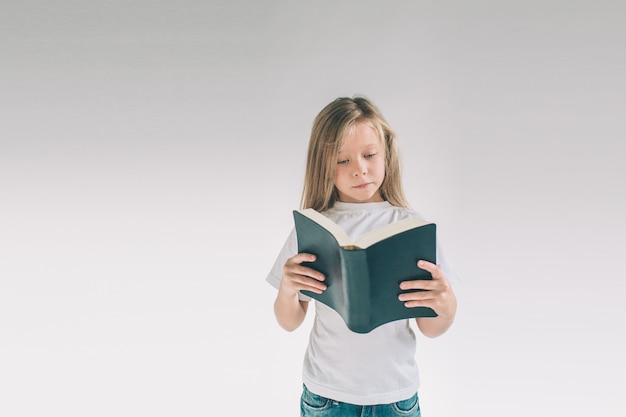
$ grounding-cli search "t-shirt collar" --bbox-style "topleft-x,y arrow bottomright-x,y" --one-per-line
331,201 -> 392,213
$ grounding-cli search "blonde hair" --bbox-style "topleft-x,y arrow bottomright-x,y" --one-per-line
301,96 -> 409,211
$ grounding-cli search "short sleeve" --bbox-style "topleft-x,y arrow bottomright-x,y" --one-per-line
265,228 -> 313,302
436,238 -> 460,285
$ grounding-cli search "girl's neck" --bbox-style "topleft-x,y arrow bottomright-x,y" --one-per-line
332,200 -> 392,211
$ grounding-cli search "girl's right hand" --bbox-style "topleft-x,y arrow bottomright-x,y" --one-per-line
280,253 -> 327,297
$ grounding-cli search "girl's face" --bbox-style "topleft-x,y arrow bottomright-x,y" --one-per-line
334,122 -> 386,203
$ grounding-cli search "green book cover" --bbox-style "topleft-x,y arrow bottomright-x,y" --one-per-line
294,209 -> 437,333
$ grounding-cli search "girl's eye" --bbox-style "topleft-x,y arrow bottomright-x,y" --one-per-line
365,153 -> 376,159
337,159 -> 348,165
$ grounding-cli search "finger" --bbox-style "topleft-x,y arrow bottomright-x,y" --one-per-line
398,290 -> 436,303
285,257 -> 325,281
291,264 -> 325,282
416,260 -> 437,274
282,271 -> 326,293
417,260 -> 446,280
293,252 -> 318,264
295,275 -> 327,293
399,279 -> 435,291
399,290 -> 444,310
402,292 -> 453,313
402,298 -> 435,309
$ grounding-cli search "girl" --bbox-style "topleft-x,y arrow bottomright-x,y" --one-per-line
266,96 -> 457,417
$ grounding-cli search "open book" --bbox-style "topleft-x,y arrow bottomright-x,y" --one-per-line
294,208 -> 437,333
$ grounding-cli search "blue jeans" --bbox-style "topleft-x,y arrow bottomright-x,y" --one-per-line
300,385 -> 421,417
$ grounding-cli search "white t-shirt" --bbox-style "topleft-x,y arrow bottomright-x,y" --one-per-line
266,201 -> 456,405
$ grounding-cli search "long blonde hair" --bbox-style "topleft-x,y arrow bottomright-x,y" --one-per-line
301,96 -> 409,211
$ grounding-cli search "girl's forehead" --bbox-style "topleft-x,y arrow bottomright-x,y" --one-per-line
339,121 -> 383,147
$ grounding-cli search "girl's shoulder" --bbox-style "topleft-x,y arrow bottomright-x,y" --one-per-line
387,205 -> 428,224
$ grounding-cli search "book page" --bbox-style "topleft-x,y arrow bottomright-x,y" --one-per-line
353,217 -> 431,248
297,208 -> 352,247
297,208 -> 431,249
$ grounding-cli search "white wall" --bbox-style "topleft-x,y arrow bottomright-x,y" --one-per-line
1,1 -> 624,416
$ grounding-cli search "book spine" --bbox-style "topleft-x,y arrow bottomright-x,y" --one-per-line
341,249 -> 371,334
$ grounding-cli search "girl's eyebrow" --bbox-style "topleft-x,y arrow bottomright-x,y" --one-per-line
362,143 -> 381,149
340,141 -> 380,150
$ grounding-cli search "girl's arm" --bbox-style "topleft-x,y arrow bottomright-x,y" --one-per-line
398,260 -> 457,338
273,253 -> 327,332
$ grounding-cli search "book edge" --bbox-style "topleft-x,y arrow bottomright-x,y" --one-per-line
295,209 -> 352,247
296,209 -> 432,249
354,217 -> 432,248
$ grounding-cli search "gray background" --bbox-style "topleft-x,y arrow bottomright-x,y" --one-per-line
1,1 -> 624,416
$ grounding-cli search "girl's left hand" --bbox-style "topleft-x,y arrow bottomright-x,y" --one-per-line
398,260 -> 456,320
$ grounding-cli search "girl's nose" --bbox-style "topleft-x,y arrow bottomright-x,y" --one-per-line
353,158 -> 367,176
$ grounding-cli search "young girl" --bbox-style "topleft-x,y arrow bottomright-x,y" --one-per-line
266,96 -> 457,416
